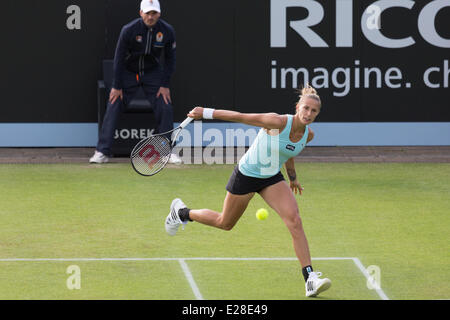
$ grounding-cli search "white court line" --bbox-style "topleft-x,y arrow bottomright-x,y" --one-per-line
0,257 -> 353,262
178,259 -> 204,300
352,257 -> 389,300
0,257 -> 389,300
0,258 -> 182,262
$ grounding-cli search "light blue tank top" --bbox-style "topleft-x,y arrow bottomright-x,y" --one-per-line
239,115 -> 309,178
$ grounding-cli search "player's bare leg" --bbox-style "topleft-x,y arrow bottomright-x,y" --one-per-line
165,192 -> 254,235
259,180 -> 331,297
189,192 -> 254,230
259,181 -> 312,267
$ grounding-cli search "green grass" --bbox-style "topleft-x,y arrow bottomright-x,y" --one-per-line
0,163 -> 449,300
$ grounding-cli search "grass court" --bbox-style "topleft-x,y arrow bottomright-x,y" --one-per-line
0,162 -> 448,300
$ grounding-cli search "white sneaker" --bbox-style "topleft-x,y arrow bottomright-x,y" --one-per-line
165,198 -> 188,236
168,153 -> 182,164
305,271 -> 331,297
89,150 -> 109,163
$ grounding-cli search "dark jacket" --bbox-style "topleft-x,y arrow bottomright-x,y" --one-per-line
112,18 -> 176,89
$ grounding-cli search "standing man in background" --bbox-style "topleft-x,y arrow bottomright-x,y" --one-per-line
90,0 -> 181,164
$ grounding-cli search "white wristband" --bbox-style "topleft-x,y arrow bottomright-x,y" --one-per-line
203,108 -> 215,120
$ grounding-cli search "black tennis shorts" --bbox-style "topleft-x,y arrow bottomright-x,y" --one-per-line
226,165 -> 285,195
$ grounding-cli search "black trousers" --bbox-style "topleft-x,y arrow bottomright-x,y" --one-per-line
97,68 -> 174,156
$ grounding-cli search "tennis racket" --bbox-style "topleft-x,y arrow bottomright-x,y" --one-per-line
130,116 -> 193,176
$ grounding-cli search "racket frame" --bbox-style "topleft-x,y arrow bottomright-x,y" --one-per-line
130,117 -> 194,176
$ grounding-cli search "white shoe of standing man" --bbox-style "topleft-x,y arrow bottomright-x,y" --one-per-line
89,150 -> 109,164
305,271 -> 331,297
168,153 -> 182,164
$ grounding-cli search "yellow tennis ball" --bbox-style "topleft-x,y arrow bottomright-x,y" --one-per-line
256,208 -> 269,220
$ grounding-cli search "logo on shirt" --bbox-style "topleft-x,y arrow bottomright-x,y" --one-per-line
286,144 -> 296,151
156,32 -> 164,42
136,35 -> 143,43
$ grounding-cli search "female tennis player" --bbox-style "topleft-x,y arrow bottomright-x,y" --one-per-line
165,85 -> 331,297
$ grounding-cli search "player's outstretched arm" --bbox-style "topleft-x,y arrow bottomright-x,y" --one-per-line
188,106 -> 286,130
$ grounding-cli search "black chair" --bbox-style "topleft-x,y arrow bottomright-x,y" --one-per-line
97,60 -> 156,156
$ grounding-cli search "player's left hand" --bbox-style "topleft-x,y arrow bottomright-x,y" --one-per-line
157,87 -> 172,105
290,179 -> 304,195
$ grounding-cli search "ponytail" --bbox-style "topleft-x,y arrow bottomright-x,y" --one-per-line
298,83 -> 321,106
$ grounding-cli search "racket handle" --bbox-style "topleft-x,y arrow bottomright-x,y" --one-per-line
179,117 -> 194,129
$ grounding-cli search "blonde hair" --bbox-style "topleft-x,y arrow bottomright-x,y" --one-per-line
298,83 -> 321,107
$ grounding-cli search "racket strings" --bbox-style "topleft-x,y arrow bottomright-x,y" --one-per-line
131,134 -> 172,176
